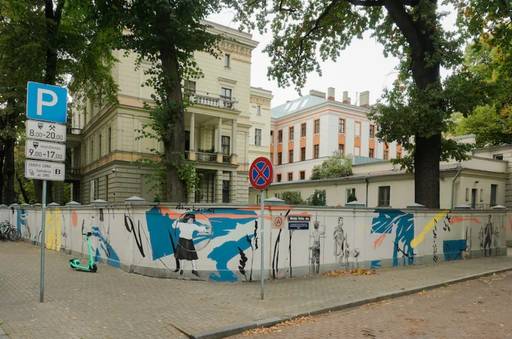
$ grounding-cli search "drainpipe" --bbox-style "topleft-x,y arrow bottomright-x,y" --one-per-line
451,163 -> 463,209
365,176 -> 369,208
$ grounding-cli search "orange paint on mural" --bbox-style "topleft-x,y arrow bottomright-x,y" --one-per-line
450,216 -> 481,224
373,234 -> 386,249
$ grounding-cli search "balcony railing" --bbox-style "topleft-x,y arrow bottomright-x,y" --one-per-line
67,127 -> 82,135
186,90 -> 237,110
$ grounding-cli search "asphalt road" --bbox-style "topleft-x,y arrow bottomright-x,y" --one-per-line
235,271 -> 512,338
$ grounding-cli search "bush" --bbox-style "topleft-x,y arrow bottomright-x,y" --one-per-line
278,191 -> 304,205
310,154 -> 352,180
308,189 -> 326,206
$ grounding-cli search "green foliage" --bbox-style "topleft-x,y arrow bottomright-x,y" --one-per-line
310,154 -> 352,180
277,191 -> 304,205
307,189 -> 326,206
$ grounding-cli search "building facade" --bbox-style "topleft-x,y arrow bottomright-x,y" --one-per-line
270,88 -> 401,183
258,155 -> 508,209
68,21 -> 271,204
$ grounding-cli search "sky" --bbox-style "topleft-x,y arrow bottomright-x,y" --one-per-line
208,6 -> 457,108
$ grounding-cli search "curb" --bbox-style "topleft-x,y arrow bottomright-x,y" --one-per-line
191,266 -> 512,339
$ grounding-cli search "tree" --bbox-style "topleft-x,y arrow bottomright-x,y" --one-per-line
0,0 -> 119,203
451,2 -> 512,146
117,0 -> 225,202
310,154 -> 352,180
232,0 -> 489,208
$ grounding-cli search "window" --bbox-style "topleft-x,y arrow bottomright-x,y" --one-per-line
90,139 -> 94,162
256,105 -> 261,115
300,147 -> 306,161
221,136 -> 230,155
300,171 -> 305,180
222,180 -> 230,203
480,188 -> 484,202
99,133 -> 102,158
301,123 -> 307,137
369,148 -> 374,158
184,80 -> 196,95
270,130 -> 274,144
354,146 -> 360,156
93,177 -> 100,200
378,186 -> 391,207
289,126 -> 294,140
465,188 -> 469,201
369,125 -> 375,138
383,150 -> 389,160
224,53 -> 231,68
313,144 -> 320,159
270,152 -> 274,162
105,175 -> 109,201
277,152 -> 282,165
277,174 -> 282,182
346,188 -> 357,203
108,127 -> 112,153
288,172 -> 293,181
314,119 -> 320,134
338,118 -> 345,133
355,122 -> 361,136
338,144 -> 345,156
254,128 -> 262,146
278,130 -> 283,143
491,184 -> 497,206
221,87 -> 232,108
493,154 -> 504,160
288,149 -> 294,163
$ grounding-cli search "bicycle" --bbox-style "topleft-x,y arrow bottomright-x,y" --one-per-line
0,221 -> 21,241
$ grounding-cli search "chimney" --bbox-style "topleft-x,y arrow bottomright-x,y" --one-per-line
359,91 -> 370,107
309,89 -> 326,99
342,91 -> 351,104
327,87 -> 335,101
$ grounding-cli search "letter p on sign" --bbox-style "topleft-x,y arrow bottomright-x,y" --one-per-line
26,81 -> 68,124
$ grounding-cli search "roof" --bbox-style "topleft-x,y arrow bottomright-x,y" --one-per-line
272,95 -> 326,119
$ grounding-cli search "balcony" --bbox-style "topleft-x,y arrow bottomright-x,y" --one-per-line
65,167 -> 81,181
186,90 -> 237,111
185,151 -> 236,166
66,126 -> 82,145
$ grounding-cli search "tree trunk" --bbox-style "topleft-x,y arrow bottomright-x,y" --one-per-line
156,8 -> 186,203
414,135 -> 441,208
2,138 -> 16,204
384,0 -> 442,208
16,174 -> 30,204
0,143 -> 4,204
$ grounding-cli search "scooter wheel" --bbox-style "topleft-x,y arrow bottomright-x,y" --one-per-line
90,264 -> 97,272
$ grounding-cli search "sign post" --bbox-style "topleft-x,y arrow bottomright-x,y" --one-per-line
25,81 -> 68,303
249,156 -> 273,300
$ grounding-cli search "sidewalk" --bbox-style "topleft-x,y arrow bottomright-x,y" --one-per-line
1,241 -> 512,339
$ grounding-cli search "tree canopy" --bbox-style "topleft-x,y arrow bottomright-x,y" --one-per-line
311,154 -> 352,180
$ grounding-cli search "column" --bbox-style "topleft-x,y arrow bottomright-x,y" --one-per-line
231,119 -> 238,164
215,170 -> 223,203
230,172 -> 237,203
189,112 -> 196,161
216,117 -> 223,163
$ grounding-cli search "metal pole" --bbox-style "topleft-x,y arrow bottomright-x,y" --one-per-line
39,180 -> 47,303
260,189 -> 265,300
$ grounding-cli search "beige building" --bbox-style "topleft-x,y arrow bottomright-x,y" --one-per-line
257,155 -> 509,209
67,21 -> 272,204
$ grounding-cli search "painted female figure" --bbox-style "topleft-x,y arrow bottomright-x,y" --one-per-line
174,213 -> 209,277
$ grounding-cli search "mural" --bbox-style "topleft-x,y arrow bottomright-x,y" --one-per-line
370,209 -> 415,267
4,205 -> 508,282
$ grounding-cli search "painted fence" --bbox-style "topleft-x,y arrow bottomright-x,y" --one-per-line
1,204 -> 511,282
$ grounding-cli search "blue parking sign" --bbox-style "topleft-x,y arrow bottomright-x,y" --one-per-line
26,81 -> 68,124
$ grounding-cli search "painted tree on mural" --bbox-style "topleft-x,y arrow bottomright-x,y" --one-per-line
113,0 -> 229,202
0,0 -> 119,203
230,0 -> 504,208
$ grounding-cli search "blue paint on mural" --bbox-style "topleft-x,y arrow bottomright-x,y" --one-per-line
443,239 -> 466,261
371,209 -> 415,267
16,209 -> 27,232
92,226 -> 120,268
370,260 -> 381,269
144,207 -> 258,281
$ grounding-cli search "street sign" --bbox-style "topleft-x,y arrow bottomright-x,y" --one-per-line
25,159 -> 65,181
288,215 -> 310,230
272,216 -> 284,229
26,120 -> 66,143
25,139 -> 66,162
26,81 -> 68,124
249,157 -> 273,190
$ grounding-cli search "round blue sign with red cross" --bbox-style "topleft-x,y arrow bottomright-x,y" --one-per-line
249,156 -> 273,190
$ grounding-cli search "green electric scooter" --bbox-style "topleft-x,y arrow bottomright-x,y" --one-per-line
69,231 -> 97,272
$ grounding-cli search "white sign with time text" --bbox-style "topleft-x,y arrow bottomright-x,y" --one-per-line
25,139 -> 66,162
26,120 -> 66,143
